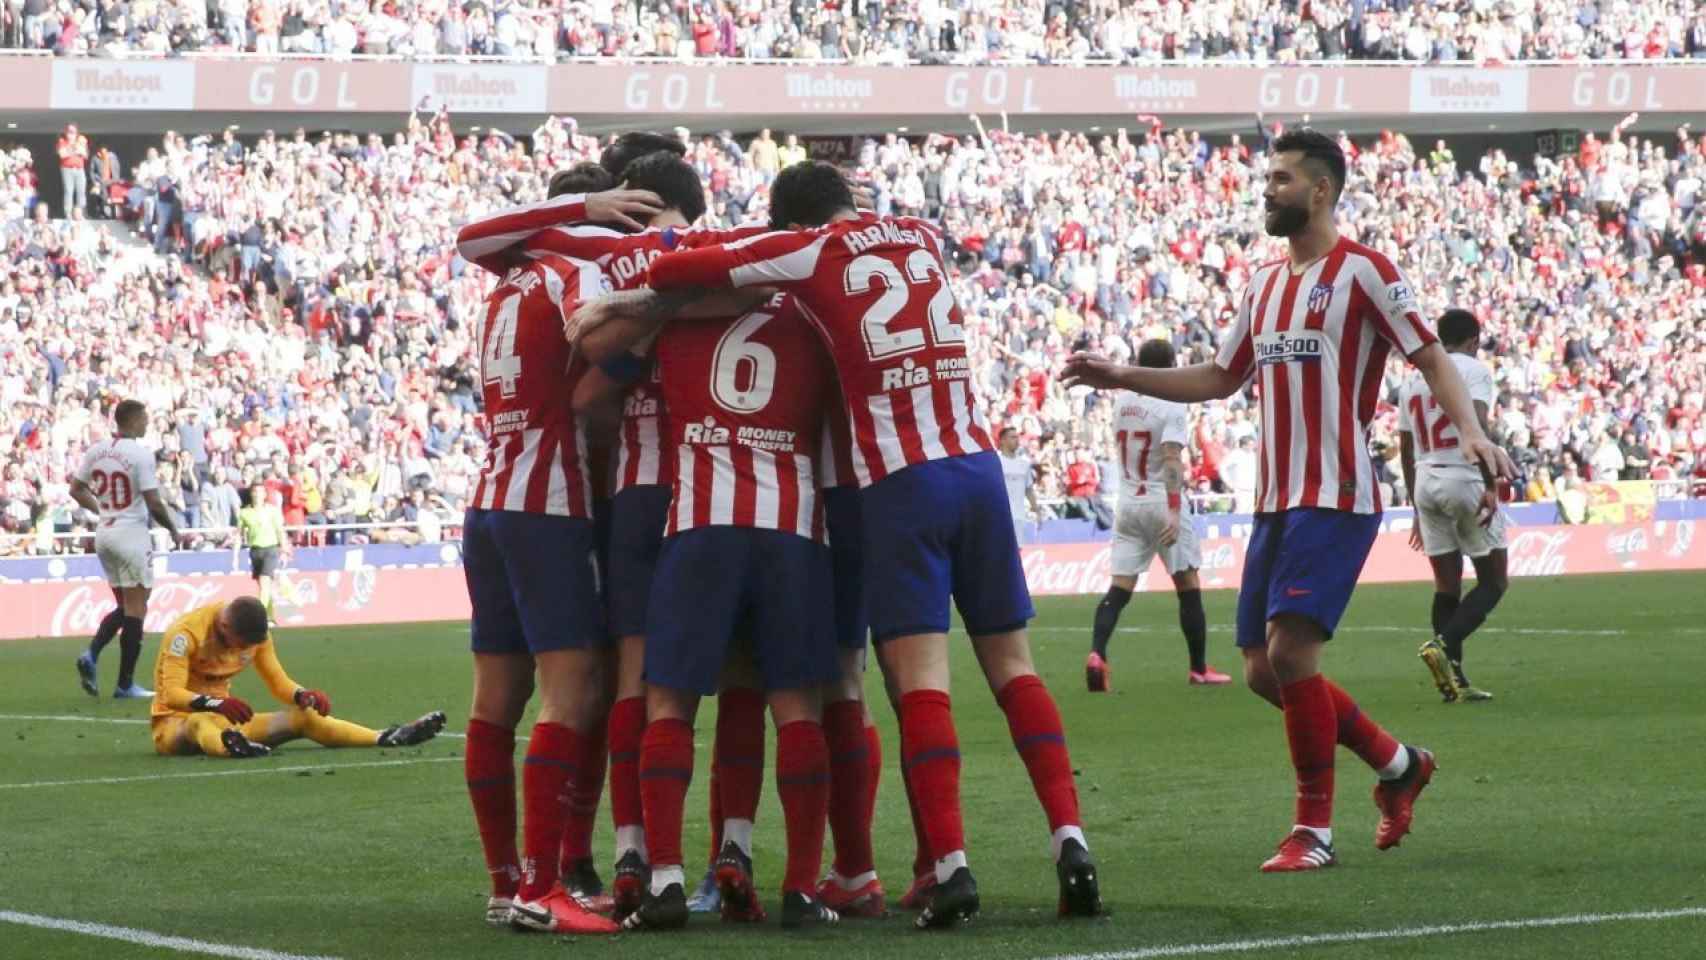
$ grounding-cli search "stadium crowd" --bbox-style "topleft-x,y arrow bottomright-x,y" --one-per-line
3,105 -> 1704,554
4,0 -> 1706,64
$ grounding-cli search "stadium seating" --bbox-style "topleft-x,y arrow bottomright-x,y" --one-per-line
2,110 -> 1704,554
3,0 -> 1705,63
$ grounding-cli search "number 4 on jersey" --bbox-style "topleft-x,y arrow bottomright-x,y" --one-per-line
481,293 -> 523,398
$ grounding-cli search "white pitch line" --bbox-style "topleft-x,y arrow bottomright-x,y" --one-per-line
1044,906 -> 1706,960
0,910 -> 342,960
0,755 -> 457,790
0,713 -> 148,724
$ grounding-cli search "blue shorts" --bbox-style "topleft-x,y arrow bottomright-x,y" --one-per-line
859,452 -> 1035,642
1235,508 -> 1381,649
644,526 -> 838,696
606,485 -> 671,638
463,508 -> 608,655
822,486 -> 869,651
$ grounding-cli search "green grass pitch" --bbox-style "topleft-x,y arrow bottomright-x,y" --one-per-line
3,571 -> 1704,959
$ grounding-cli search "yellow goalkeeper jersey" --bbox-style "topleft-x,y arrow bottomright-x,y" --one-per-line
151,602 -> 299,719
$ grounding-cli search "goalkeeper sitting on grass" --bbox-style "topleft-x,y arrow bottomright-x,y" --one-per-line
149,595 -> 445,758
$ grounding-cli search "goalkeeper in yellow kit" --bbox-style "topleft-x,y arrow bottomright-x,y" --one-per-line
150,595 -> 445,758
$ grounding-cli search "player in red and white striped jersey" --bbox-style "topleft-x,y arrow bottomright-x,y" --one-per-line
576,161 -> 1099,927
579,279 -> 844,929
1063,129 -> 1515,874
459,167 -> 619,938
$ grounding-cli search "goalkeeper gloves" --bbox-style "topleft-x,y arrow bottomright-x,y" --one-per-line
190,694 -> 253,724
294,688 -> 332,716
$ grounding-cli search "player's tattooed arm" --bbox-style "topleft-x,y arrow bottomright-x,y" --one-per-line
567,288 -> 771,354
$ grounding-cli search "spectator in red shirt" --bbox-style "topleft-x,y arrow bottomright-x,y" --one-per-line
56,124 -> 88,220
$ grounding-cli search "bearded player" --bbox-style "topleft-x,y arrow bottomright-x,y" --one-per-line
1063,129 -> 1514,872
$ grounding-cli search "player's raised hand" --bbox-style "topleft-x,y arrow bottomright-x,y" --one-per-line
294,688 -> 332,716
585,187 -> 664,232
1059,352 -> 1127,391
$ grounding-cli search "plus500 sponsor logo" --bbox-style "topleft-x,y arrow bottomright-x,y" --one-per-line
1254,331 -> 1325,365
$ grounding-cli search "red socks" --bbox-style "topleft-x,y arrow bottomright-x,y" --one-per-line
823,700 -> 878,877
897,734 -> 931,879
560,715 -> 607,867
519,722 -> 589,901
713,687 -> 767,850
1325,678 -> 1402,772
607,697 -> 646,841
898,689 -> 964,862
639,718 -> 694,871
995,674 -> 1081,833
464,719 -> 519,898
775,720 -> 830,895
1280,674 -> 1337,829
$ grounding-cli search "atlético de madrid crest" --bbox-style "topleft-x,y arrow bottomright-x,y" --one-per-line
1306,282 -> 1333,314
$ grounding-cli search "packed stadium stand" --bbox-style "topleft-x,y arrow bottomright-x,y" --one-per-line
2,31 -> 1705,556
4,0 -> 1706,63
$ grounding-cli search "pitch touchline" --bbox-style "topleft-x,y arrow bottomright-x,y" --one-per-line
0,755 -> 458,790
1044,906 -> 1706,960
0,910 -> 341,960
0,714 -> 475,740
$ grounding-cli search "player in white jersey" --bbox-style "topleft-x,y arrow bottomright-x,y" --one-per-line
996,427 -> 1038,545
1398,309 -> 1506,703
1086,341 -> 1230,692
70,400 -> 183,699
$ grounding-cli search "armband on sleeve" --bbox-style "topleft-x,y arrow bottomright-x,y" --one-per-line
598,351 -> 649,385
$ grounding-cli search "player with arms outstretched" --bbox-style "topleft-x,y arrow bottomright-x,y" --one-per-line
1063,130 -> 1514,872
1085,339 -> 1229,692
1398,308 -> 1506,703
572,161 -> 1101,928
457,172 -> 636,936
149,595 -> 443,758
72,399 -> 182,700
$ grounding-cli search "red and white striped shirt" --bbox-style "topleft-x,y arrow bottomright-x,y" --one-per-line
613,362 -> 669,493
469,255 -> 601,517
654,293 -> 833,541
816,387 -> 858,490
1214,238 -> 1437,515
647,214 -> 994,489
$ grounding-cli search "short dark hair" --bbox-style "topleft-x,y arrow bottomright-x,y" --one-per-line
548,162 -> 615,198
1137,339 -> 1177,369
621,150 -> 706,224
769,161 -> 856,229
599,131 -> 686,180
225,596 -> 271,645
1437,308 -> 1480,347
113,399 -> 146,428
1272,128 -> 1346,201
999,426 -> 1018,440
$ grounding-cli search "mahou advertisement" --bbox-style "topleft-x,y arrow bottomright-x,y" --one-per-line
0,519 -> 1700,640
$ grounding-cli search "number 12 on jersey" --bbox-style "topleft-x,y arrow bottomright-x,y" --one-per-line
1407,394 -> 1457,453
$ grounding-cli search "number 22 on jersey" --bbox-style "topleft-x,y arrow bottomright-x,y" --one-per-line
844,250 -> 964,361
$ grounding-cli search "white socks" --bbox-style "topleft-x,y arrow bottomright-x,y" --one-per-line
650,865 -> 685,896
1296,825 -> 1333,846
1377,744 -> 1411,781
933,850 -> 968,885
723,818 -> 754,858
614,825 -> 647,862
1051,825 -> 1088,862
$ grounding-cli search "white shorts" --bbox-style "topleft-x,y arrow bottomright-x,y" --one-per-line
1415,470 -> 1508,559
95,525 -> 154,589
1110,500 -> 1200,578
